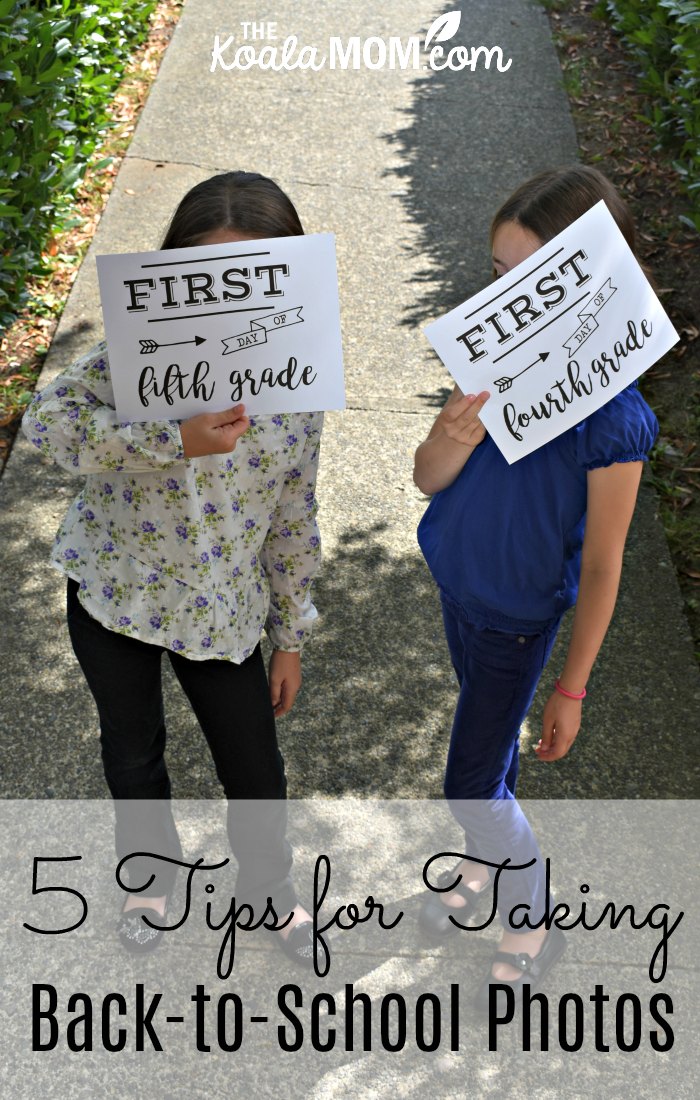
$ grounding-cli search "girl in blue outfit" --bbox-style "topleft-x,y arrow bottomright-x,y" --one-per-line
23,171 -> 322,964
414,166 -> 658,1008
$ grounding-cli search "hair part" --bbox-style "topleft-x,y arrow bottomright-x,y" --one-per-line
490,165 -> 637,256
161,171 -> 304,248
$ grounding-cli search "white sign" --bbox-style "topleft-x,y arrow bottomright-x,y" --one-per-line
96,233 -> 345,421
423,201 -> 679,463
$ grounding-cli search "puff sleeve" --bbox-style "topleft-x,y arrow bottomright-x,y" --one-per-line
574,383 -> 659,471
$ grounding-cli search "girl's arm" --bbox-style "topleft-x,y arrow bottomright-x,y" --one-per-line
23,344 -> 248,472
261,415 -> 323,714
413,386 -> 490,495
23,345 -> 186,473
536,460 -> 645,762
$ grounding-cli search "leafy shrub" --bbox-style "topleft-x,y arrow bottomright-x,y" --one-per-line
596,1 -> 700,230
0,0 -> 156,329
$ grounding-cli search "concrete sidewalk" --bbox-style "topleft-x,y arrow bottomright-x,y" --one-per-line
1,1 -> 699,1095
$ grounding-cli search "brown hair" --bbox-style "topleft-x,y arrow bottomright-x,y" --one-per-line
490,165 -> 637,256
161,171 -> 304,248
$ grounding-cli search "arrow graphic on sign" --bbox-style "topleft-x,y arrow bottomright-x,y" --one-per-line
139,336 -> 206,354
493,352 -> 550,393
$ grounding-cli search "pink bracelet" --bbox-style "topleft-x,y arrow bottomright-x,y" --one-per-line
555,678 -> 587,700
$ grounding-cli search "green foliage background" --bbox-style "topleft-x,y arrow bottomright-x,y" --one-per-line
0,0 -> 156,330
597,0 -> 700,229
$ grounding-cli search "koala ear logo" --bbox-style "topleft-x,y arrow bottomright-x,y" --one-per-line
424,11 -> 461,50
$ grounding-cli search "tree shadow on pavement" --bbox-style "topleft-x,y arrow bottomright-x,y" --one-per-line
380,0 -> 576,326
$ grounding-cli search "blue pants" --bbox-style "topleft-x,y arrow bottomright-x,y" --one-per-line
440,592 -> 560,933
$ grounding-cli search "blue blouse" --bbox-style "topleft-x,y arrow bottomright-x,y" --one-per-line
417,384 -> 658,632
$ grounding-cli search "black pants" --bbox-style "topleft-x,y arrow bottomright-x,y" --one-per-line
66,579 -> 296,913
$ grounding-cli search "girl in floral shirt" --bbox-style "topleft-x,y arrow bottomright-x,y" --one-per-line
23,172 -> 323,963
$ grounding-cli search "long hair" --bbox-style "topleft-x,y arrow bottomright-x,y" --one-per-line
161,171 -> 304,248
490,165 -> 637,256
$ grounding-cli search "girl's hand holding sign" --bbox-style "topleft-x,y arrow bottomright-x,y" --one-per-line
414,388 -> 490,496
179,404 -> 250,458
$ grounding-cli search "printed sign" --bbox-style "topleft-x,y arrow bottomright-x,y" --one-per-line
96,233 -> 345,421
423,201 -> 679,463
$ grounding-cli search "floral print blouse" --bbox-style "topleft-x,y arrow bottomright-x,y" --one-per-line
22,342 -> 323,663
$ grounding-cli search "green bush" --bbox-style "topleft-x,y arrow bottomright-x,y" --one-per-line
597,1 -> 700,230
0,0 -> 156,329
